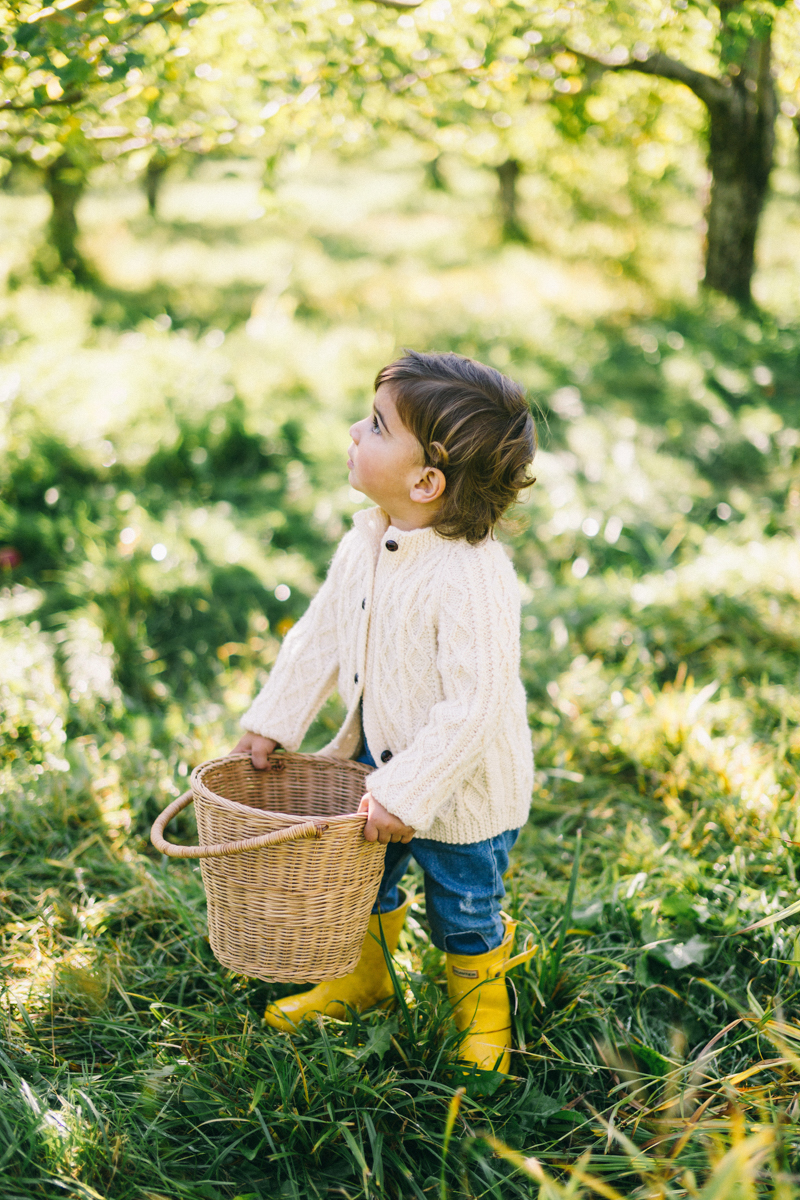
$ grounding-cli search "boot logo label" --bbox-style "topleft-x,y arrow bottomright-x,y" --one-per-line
451,967 -> 479,979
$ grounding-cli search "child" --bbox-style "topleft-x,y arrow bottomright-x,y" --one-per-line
233,350 -> 535,1073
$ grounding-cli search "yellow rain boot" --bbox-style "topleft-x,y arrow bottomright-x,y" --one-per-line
264,891 -> 410,1032
446,918 -> 535,1074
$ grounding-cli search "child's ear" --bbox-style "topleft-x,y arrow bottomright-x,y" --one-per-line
409,466 -> 446,506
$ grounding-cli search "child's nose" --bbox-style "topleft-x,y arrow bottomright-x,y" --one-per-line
349,421 -> 361,442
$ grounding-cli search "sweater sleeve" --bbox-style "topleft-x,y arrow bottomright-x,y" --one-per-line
239,533 -> 352,750
365,549 -> 521,834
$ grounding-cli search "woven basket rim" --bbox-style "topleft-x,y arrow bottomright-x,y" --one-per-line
191,751 -> 370,827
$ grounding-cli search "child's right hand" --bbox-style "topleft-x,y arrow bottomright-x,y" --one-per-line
231,732 -> 278,769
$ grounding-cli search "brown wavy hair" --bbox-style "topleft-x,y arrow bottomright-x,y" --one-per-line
375,350 -> 536,544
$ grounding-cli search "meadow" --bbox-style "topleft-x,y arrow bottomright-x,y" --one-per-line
1,142 -> 800,1198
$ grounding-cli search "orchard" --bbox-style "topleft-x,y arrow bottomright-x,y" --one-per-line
1,2 -> 800,1197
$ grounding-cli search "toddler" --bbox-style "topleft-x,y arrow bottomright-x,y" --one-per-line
234,350 -> 535,1072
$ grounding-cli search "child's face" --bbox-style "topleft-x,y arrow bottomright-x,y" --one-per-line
348,383 -> 439,522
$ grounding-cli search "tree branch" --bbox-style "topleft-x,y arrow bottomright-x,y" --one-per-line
361,0 -> 423,8
625,52 -> 730,108
571,48 -> 730,110
0,90 -> 84,111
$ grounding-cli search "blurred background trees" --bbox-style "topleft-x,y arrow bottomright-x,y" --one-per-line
3,0 -> 798,300
568,0 -> 797,305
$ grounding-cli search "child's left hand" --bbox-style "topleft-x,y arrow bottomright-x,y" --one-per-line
358,793 -> 415,845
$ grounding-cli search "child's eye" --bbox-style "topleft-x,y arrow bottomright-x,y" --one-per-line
371,414 -> 380,433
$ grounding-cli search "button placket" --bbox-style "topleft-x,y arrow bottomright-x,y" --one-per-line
354,545 -> 377,711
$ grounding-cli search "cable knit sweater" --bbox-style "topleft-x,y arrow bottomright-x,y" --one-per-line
240,506 -> 534,844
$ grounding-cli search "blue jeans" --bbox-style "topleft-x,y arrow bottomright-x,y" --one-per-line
357,743 -> 519,955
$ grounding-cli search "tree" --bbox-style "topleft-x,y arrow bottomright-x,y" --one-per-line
43,147 -> 92,282
495,157 -> 528,241
142,148 -> 170,216
4,0 -> 797,299
0,0 -> 209,276
559,0 -> 800,305
336,0 -> 800,298
0,0 -> 429,275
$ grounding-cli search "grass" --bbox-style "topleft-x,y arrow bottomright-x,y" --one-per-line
0,142 -> 799,1198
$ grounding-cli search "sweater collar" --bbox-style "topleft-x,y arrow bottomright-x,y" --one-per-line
352,506 -> 442,558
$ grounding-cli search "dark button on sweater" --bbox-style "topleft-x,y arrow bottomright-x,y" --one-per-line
354,674 -> 359,684
385,540 -> 398,552
380,749 -> 393,763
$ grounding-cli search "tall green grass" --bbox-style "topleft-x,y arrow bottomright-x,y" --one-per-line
1,150 -> 799,1198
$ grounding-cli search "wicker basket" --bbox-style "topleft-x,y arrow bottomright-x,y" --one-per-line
150,752 -> 386,983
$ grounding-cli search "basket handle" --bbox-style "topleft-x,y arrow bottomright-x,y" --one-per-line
150,789 -> 330,859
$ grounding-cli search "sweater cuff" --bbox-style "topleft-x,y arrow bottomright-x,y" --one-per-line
365,770 -> 441,835
239,703 -> 302,752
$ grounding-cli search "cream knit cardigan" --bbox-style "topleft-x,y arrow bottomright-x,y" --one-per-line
240,506 -> 533,844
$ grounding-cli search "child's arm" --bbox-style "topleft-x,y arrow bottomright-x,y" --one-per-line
237,532 -> 355,753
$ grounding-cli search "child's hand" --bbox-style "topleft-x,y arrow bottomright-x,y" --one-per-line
358,792 -> 415,845
231,732 -> 278,769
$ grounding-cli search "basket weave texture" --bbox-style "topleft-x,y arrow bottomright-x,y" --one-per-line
154,753 -> 386,983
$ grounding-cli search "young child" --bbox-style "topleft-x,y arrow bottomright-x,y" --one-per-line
233,350 -> 535,1073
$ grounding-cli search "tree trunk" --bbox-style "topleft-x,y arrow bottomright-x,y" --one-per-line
43,153 -> 92,285
609,6 -> 777,307
144,154 -> 169,217
496,159 -> 529,243
424,154 -> 448,191
703,36 -> 776,305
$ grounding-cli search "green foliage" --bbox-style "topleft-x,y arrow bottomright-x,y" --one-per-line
0,615 -> 67,776
3,0 -> 799,302
2,0 -> 195,111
